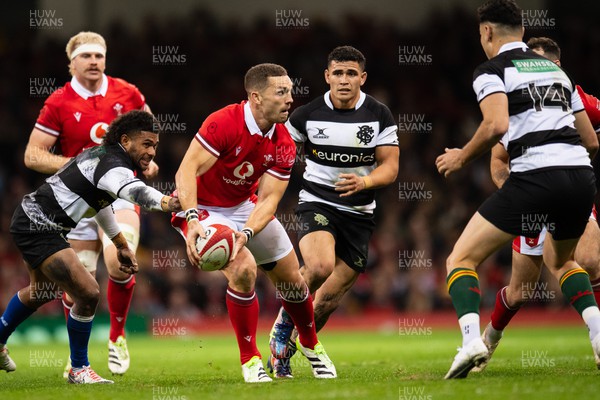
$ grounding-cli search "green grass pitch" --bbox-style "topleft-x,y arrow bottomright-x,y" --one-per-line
1,326 -> 599,400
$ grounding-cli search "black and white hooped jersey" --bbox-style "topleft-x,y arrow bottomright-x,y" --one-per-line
473,41 -> 591,174
21,144 -> 164,232
286,91 -> 398,214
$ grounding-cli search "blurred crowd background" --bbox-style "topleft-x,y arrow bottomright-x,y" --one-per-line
1,0 -> 600,324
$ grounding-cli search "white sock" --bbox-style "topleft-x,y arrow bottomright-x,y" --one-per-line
582,307 -> 600,339
458,313 -> 480,347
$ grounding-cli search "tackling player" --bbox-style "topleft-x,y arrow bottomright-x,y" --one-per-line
173,63 -> 336,383
23,31 -> 155,375
0,111 -> 180,383
266,46 -> 399,378
475,36 -> 600,371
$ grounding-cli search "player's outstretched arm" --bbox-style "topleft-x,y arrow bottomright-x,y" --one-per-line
24,128 -> 71,174
175,139 -> 218,265
96,166 -> 181,212
436,92 -> 508,177
490,143 -> 510,189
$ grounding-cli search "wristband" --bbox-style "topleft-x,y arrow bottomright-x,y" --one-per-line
161,196 -> 170,211
363,176 -> 373,189
241,227 -> 254,242
185,208 -> 199,223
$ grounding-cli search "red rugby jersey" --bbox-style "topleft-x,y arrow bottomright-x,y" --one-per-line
35,75 -> 146,157
194,101 -> 295,207
577,85 -> 600,131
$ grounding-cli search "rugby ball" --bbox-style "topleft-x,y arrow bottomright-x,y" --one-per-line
195,224 -> 236,271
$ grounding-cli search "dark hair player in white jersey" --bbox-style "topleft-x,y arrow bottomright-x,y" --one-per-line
435,0 -> 600,379
267,46 -> 399,378
0,111 -> 180,384
473,36 -> 600,373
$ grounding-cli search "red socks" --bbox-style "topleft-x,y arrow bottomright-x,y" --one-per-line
280,285 -> 318,349
62,293 -> 73,322
226,287 -> 260,364
490,286 -> 520,331
108,275 -> 136,342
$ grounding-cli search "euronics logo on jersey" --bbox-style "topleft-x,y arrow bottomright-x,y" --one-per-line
90,122 -> 109,144
512,59 -> 561,73
311,149 -> 375,164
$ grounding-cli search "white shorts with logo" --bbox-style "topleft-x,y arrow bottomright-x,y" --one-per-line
66,198 -> 136,241
171,199 -> 293,265
513,206 -> 596,256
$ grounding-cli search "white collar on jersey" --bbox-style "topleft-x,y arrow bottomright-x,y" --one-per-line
324,90 -> 366,111
498,41 -> 528,55
71,74 -> 109,100
244,101 -> 275,139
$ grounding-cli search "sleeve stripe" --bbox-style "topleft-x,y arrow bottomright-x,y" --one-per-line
35,123 -> 60,137
478,90 -> 506,103
265,169 -> 290,180
195,133 -> 220,157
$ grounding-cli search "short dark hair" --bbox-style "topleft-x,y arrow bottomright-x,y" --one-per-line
478,0 -> 523,29
244,63 -> 288,93
327,46 -> 366,70
527,37 -> 561,61
103,110 -> 159,146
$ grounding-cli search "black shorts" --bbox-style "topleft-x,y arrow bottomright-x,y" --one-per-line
296,202 -> 375,273
478,168 -> 596,240
10,204 -> 70,269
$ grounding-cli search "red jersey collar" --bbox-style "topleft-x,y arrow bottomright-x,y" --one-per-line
71,74 -> 109,99
243,101 -> 275,139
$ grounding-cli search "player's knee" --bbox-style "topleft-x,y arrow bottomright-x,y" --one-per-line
72,280 -> 100,309
76,250 -> 99,273
304,260 -> 334,287
232,263 -> 257,292
576,254 -> 600,279
446,252 -> 476,274
446,253 -> 459,274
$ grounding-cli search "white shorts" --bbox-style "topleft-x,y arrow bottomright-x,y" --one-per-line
67,198 -> 136,241
171,199 -> 293,265
513,206 -> 596,256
